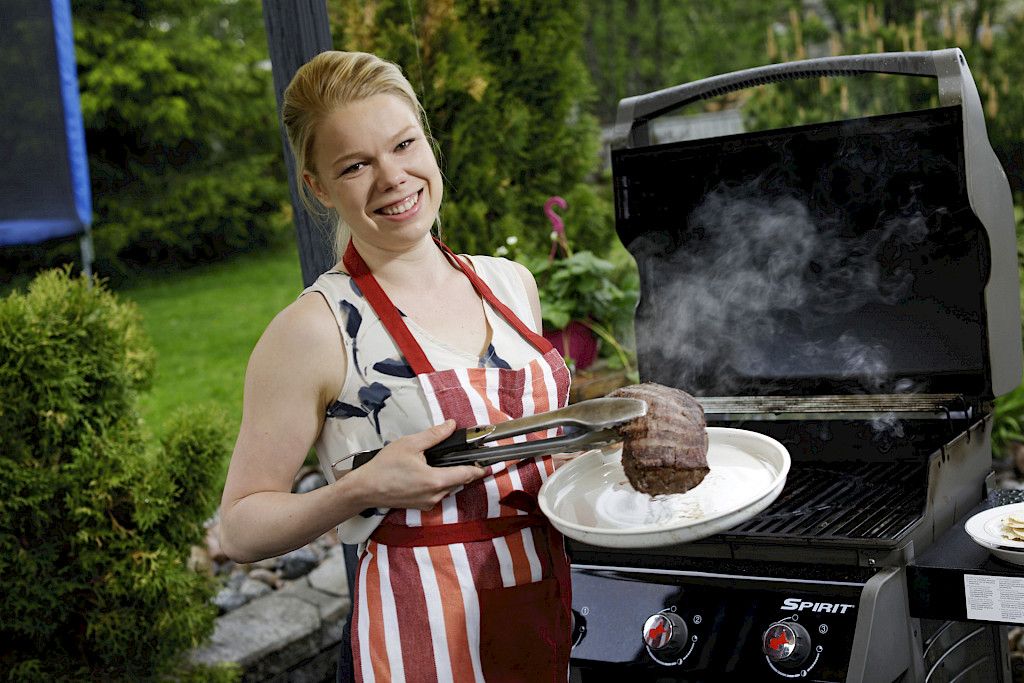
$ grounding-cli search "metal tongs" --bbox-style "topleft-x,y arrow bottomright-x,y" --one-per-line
336,397 -> 647,475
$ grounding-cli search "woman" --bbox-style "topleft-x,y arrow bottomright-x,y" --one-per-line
219,51 -> 573,682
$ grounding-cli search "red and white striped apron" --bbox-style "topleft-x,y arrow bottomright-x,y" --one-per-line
343,239 -> 573,683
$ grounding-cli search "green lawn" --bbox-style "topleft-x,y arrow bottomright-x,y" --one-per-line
121,243 -> 304,439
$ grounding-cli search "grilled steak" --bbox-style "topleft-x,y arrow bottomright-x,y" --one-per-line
608,383 -> 709,495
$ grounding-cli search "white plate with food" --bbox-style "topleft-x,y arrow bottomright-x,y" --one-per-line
538,427 -> 791,549
964,503 -> 1024,565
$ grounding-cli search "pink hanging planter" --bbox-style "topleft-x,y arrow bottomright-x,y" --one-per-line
543,320 -> 599,370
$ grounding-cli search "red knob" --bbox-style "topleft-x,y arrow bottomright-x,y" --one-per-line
643,612 -> 688,656
763,621 -> 812,666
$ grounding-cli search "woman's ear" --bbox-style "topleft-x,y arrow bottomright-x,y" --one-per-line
303,171 -> 333,208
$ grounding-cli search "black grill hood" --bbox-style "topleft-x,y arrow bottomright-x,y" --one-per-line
611,49 -> 1021,400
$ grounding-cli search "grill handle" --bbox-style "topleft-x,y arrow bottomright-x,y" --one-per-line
614,48 -> 974,149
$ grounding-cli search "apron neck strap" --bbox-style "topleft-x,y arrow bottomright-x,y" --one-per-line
343,239 -> 435,374
342,238 -> 554,376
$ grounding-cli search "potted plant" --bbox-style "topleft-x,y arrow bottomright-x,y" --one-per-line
496,196 -> 636,372
526,248 -> 635,372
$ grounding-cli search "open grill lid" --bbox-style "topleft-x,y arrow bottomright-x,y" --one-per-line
612,49 -> 1021,401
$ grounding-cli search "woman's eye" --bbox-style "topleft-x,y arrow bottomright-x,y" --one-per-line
396,138 -> 415,151
340,162 -> 365,176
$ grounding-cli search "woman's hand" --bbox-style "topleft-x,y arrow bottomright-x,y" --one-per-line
344,419 -> 488,511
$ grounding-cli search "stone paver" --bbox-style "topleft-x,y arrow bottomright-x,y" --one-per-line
192,594 -> 321,668
307,552 -> 349,598
192,555 -> 352,681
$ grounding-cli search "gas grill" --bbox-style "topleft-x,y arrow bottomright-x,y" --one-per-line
568,49 -> 1022,682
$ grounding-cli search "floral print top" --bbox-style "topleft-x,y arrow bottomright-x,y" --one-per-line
301,255 -> 544,483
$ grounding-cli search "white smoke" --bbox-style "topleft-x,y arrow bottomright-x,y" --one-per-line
629,178 -> 931,402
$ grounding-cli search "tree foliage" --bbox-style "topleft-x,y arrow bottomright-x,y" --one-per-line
744,1 -> 1024,191
581,0 -> 1021,194
330,0 -> 611,257
583,0 -> 801,123
1,0 -> 289,283
0,268 -> 235,681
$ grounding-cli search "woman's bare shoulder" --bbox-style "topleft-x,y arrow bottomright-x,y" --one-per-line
248,292 -> 345,403
256,292 -> 337,353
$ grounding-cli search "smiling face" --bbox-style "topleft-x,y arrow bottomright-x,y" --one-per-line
304,94 -> 442,253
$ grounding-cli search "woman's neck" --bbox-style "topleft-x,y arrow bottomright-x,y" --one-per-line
348,234 -> 455,289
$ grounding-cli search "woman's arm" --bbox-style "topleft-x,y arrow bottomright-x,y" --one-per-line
219,293 -> 485,563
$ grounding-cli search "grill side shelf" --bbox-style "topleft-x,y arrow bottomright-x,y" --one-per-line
908,491 -> 1024,625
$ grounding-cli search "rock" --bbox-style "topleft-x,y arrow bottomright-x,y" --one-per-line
253,557 -> 279,571
192,594 -> 322,671
308,552 -> 350,598
295,471 -> 328,495
212,559 -> 235,577
279,547 -> 319,580
227,567 -> 248,591
314,528 -> 340,552
189,545 -> 213,577
213,587 -> 249,614
248,567 -> 282,589
206,524 -> 228,564
240,577 -> 273,600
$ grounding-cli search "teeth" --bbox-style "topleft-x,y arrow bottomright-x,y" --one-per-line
379,191 -> 419,215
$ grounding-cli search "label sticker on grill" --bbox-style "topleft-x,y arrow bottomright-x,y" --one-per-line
965,574 -> 1024,623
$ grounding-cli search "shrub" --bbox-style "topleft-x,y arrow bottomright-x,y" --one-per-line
0,267 -> 236,681
0,0 -> 289,282
744,2 -> 1024,192
331,0 -> 613,258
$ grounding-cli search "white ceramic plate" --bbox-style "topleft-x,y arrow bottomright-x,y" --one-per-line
964,502 -> 1024,566
538,427 -> 791,549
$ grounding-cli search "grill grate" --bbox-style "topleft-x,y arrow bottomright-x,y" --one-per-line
725,460 -> 927,542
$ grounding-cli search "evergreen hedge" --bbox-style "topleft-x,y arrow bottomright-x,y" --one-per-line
0,0 -> 289,284
331,0 -> 613,258
0,268 -> 236,681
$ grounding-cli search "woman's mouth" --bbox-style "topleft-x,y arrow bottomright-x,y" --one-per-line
375,189 -> 422,218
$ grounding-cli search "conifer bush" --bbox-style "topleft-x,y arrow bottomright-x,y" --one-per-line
331,0 -> 613,257
0,267 -> 236,681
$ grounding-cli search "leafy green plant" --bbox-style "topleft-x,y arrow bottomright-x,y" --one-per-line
0,0 -> 288,283
526,250 -> 632,330
0,267 -> 236,681
744,2 -> 1024,192
522,249 -> 637,371
994,383 -> 1024,457
994,201 -> 1024,458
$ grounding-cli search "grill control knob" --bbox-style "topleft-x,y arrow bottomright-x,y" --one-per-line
763,621 -> 812,667
642,611 -> 688,657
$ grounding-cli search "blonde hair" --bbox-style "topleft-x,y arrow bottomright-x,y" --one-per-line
282,51 -> 436,258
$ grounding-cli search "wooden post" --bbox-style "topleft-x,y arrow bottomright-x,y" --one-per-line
262,1 -> 361,618
262,1 -> 335,287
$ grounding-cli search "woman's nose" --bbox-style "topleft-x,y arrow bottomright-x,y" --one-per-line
375,155 -> 407,192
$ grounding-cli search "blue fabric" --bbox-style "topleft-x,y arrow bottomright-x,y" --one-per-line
0,0 -> 92,247
0,219 -> 89,246
52,0 -> 92,230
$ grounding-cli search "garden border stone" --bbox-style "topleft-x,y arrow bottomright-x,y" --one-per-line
191,551 -> 351,682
